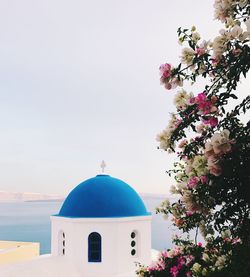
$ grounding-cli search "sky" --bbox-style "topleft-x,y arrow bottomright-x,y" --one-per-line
0,0 -> 249,195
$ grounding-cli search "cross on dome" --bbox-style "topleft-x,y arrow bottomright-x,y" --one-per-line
100,160 -> 106,173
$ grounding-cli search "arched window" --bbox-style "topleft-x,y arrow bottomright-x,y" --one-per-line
130,230 -> 138,257
58,230 -> 65,256
88,232 -> 102,262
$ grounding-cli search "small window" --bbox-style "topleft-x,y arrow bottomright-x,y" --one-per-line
131,249 -> 136,256
58,230 -> 66,256
88,232 -> 102,262
130,230 -> 138,257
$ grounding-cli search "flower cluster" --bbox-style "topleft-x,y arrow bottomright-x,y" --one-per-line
214,0 -> 249,24
159,63 -> 184,90
174,90 -> 193,111
205,129 -> 234,176
156,113 -> 182,152
136,236 -> 242,277
142,1 -> 250,276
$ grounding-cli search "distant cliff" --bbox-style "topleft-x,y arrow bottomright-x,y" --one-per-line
0,191 -> 64,202
0,191 -> 171,202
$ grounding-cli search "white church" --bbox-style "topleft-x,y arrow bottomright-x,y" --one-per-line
0,171 -> 157,276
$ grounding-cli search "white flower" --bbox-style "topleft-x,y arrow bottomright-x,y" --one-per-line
192,262 -> 202,273
239,0 -> 248,8
219,29 -> 227,35
212,35 -> 228,59
215,255 -> 227,269
167,249 -> 175,258
226,17 -> 237,27
192,155 -> 208,176
210,129 -> 232,155
180,47 -> 196,65
196,123 -> 206,134
202,253 -> 210,262
174,89 -> 192,111
214,0 -> 233,23
156,130 -> 171,150
230,25 -> 243,39
239,31 -> 250,41
202,268 -> 208,276
192,32 -> 201,43
170,185 -> 178,194
221,229 -> 231,238
160,199 -> 170,208
177,182 -> 187,191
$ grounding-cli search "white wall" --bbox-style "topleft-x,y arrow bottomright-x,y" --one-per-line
51,216 -> 151,277
117,219 -> 151,274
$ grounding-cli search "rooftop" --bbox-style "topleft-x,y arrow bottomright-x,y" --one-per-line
58,174 -> 150,218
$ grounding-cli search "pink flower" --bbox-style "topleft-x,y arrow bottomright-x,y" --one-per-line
177,256 -> 185,269
159,63 -> 172,78
199,102 -> 217,115
193,93 -> 218,116
195,92 -> 206,104
159,63 -> 183,91
186,211 -> 194,216
200,175 -> 207,184
164,82 -> 172,90
171,77 -> 183,89
203,117 -> 218,127
187,176 -> 199,189
232,238 -> 242,244
211,95 -> 218,104
198,242 -> 202,247
196,47 -> 206,56
189,97 -> 196,104
186,271 -> 192,277
157,259 -> 166,270
161,251 -> 168,258
211,58 -> 219,66
178,139 -> 188,148
170,266 -> 179,277
148,263 -> 157,272
174,247 -> 182,256
174,119 -> 182,128
185,255 -> 194,266
210,166 -> 222,176
204,141 -> 215,158
207,156 -> 222,176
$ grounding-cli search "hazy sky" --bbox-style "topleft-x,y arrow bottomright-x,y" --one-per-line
0,0 -> 249,195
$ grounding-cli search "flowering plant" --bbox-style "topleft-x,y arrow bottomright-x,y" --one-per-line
138,1 -> 250,276
136,235 -> 243,277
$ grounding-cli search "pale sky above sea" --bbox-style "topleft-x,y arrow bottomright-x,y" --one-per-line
0,0 -> 249,195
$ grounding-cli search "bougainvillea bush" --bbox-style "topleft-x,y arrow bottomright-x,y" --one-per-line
137,1 -> 250,276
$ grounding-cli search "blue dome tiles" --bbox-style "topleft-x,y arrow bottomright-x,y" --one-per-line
58,175 -> 150,218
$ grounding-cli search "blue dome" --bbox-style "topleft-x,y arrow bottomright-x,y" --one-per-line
58,175 -> 150,218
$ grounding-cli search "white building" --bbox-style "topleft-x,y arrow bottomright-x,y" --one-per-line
0,174 -> 155,277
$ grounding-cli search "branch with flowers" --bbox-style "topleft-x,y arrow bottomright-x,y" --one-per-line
137,1 -> 250,276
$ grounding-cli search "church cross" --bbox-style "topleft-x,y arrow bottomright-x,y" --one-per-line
100,160 -> 106,173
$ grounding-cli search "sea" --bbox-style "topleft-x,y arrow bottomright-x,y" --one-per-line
0,197 -> 182,255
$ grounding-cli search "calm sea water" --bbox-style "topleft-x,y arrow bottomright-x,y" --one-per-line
0,197 -> 178,254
